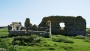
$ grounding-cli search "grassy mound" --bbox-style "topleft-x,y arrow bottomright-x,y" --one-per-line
52,35 -> 74,43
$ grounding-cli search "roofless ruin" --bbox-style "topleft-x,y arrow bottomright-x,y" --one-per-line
8,16 -> 86,37
39,16 -> 86,36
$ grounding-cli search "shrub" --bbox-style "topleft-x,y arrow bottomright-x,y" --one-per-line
52,37 -> 65,42
84,37 -> 90,42
0,38 -> 7,48
87,30 -> 90,34
0,38 -> 18,51
63,39 -> 74,43
61,45 -> 73,50
44,44 -> 50,47
48,47 -> 55,50
24,18 -> 32,31
12,35 -> 41,46
31,24 -> 38,31
52,35 -> 74,43
43,32 -> 51,38
74,35 -> 85,39
7,45 -> 18,51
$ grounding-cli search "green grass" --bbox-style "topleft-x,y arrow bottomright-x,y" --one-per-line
0,28 -> 90,51
0,28 -> 8,37
86,28 -> 90,31
14,38 -> 90,51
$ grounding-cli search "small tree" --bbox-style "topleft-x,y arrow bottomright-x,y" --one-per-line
24,18 -> 32,32
32,24 -> 38,31
19,22 -> 21,25
8,25 -> 12,32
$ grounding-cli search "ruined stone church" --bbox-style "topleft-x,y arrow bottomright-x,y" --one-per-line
9,16 -> 86,37
39,16 -> 86,36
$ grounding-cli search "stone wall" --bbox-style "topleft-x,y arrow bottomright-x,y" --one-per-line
9,30 -> 26,36
39,16 -> 86,36
9,30 -> 50,38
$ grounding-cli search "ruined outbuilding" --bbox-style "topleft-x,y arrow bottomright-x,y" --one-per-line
39,16 -> 86,36
9,21 -> 51,38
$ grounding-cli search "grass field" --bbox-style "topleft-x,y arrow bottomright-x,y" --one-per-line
0,28 -> 90,51
86,28 -> 90,31
0,28 -> 9,37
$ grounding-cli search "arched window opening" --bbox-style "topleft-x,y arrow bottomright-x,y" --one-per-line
59,22 -> 65,30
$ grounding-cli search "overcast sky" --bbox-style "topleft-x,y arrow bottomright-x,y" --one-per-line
0,0 -> 90,28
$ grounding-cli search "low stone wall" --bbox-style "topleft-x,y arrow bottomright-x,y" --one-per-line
9,30 -> 50,38
9,30 -> 26,36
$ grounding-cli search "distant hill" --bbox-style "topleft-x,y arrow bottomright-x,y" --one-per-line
86,28 -> 90,31
0,26 -> 7,29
